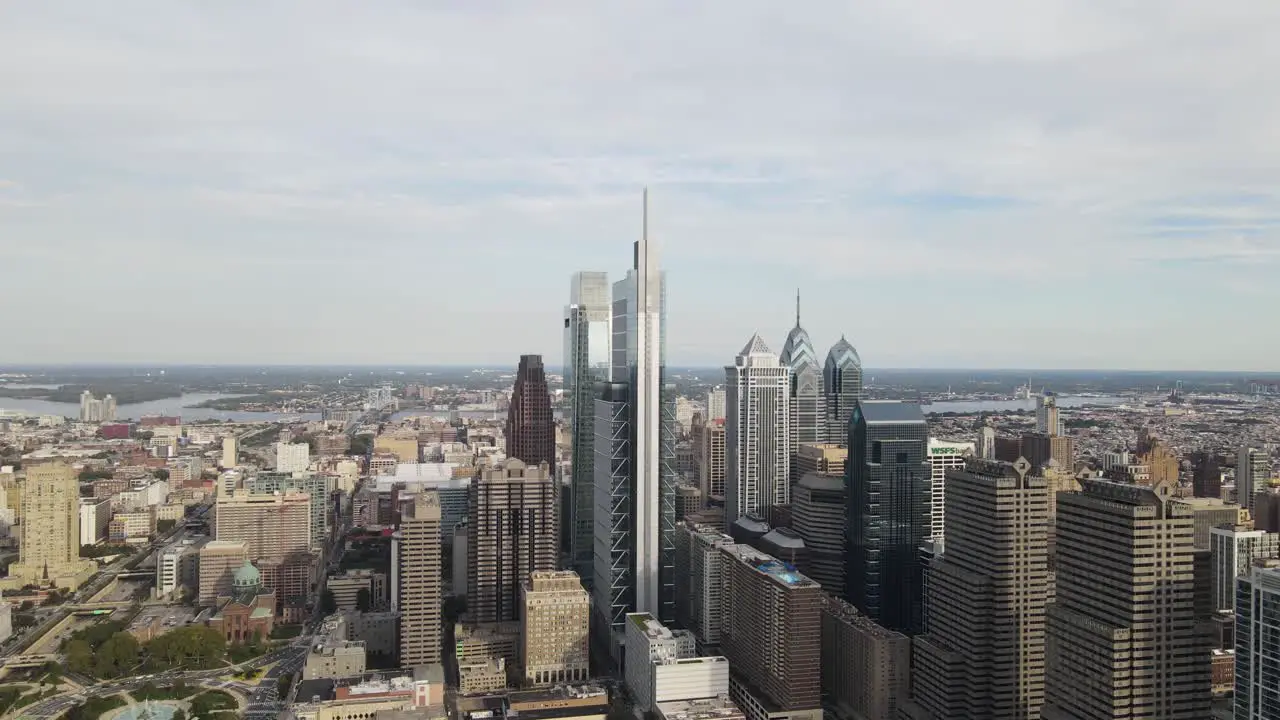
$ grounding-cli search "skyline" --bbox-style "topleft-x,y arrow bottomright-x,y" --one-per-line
4,2 -> 1280,370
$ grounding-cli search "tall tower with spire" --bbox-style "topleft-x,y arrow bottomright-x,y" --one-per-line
824,336 -> 864,445
779,291 -> 825,461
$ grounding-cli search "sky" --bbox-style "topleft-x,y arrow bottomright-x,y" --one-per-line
3,2 -> 1280,371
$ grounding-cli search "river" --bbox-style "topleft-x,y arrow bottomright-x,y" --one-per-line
0,392 -> 321,423
922,395 -> 1128,414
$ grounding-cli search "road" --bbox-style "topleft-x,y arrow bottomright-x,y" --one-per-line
12,635 -> 314,719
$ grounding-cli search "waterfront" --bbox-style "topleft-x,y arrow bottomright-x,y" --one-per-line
924,395 -> 1128,414
0,392 -> 321,423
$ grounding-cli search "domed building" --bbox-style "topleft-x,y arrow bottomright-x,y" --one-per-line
208,560 -> 276,644
823,335 -> 864,444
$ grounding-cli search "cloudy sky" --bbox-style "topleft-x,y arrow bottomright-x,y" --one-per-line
3,2 -> 1279,370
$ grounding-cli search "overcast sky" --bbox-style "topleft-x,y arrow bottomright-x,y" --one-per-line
3,2 -> 1279,370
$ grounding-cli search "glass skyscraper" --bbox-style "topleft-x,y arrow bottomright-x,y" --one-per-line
844,400 -> 931,635
565,271 -> 611,585
824,336 -> 864,445
779,294 -> 825,458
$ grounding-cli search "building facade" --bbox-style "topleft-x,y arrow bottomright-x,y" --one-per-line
468,459 -> 558,623
821,595 -> 911,720
822,337 -> 863,445
779,296 -> 825,457
725,334 -> 790,525
1210,525 -> 1279,613
845,401 -> 931,635
565,271 -> 611,588
396,492 -> 443,668
507,354 -> 556,467
791,473 -> 845,595
7,462 -> 95,589
925,438 -> 975,543
1235,562 -> 1280,719
214,490 -> 311,559
522,571 -> 590,686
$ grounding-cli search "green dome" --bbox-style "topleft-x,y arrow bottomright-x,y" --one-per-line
233,561 -> 260,588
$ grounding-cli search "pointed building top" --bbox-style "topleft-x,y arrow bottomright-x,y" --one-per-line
739,333 -> 774,357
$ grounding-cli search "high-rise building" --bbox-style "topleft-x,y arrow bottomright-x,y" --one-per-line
396,492 -> 443,668
845,401 -> 931,634
674,521 -> 736,654
1191,451 -> 1223,499
247,471 -> 332,551
1035,393 -> 1062,436
522,570 -> 590,686
275,442 -> 311,474
823,337 -> 863,445
694,418 -> 726,501
821,595 -> 911,720
725,334 -> 790,524
591,192 -> 678,663
925,438 -> 975,543
221,436 -> 238,469
791,473 -> 845,595
197,540 -> 249,606
977,424 -> 996,460
1235,561 -> 1280,719
214,490 -> 311,560
468,459 -> 558,623
1239,447 -> 1272,510
78,390 -> 116,423
565,271 -> 611,588
791,443 -> 845,487
779,293 -> 825,457
1210,525 -> 1279,613
720,544 -> 822,720
904,457 -> 1049,720
6,462 -> 95,589
705,387 -> 726,423
506,355 -> 556,467
1043,478 -> 1209,719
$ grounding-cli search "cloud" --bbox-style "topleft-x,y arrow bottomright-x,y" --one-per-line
2,1 -> 1280,369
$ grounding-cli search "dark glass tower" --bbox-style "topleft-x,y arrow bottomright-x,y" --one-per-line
824,336 -> 864,445
506,354 -> 555,467
844,400 -> 931,635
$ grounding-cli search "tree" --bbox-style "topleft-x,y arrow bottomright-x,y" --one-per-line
156,519 -> 177,533
320,588 -> 337,616
355,587 -> 372,612
66,640 -> 94,675
95,632 -> 141,678
154,468 -> 169,481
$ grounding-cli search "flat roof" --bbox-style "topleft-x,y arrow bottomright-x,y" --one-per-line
858,401 -> 926,425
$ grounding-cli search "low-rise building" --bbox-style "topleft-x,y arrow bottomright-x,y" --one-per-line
290,667 -> 445,720
304,639 -> 368,680
79,497 -> 111,546
343,611 -> 400,658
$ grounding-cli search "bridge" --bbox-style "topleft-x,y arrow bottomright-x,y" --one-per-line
66,601 -> 134,612
116,571 -> 154,580
3,654 -> 57,668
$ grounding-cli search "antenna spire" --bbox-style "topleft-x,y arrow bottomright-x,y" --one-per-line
796,289 -> 801,326
643,187 -> 648,246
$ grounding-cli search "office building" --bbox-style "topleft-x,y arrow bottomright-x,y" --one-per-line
1043,479 -> 1209,719
779,294 -> 825,455
328,569 -> 388,611
977,424 -> 996,460
522,571 -> 590,686
592,193 -> 678,664
624,613 -> 728,716
694,418 -> 726,501
821,595 -> 911,720
823,337 -> 863,445
845,401 -> 931,635
725,334 -> 790,524
791,443 -> 845,487
396,492 -> 443,668
1211,525 -> 1279,613
221,436 -> 238,469
1191,451 -> 1223,499
247,471 -> 331,551
156,536 -> 208,599
79,497 -> 111,546
198,540 -> 249,606
925,438 -> 975,543
675,484 -> 703,521
565,271 -> 611,587
1235,561 -> 1280,719
6,462 -> 95,589
791,473 -> 845,595
720,544 -> 822,720
1171,496 -> 1243,550
275,442 -> 311,474
469,459 -> 558,623
214,490 -> 311,560
1240,447 -> 1272,510
705,387 -> 727,423
1035,393 -> 1062,436
507,354 -> 556,467
904,457 -> 1049,720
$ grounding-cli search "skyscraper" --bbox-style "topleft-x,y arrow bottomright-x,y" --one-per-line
1035,393 -> 1062,436
725,334 -> 790,524
845,401 -> 931,635
506,355 -> 556,467
592,191 -> 677,663
468,459 -> 558,623
705,387 -> 726,422
905,457 -> 1049,720
779,293 -> 824,455
6,462 -> 95,589
925,438 -> 976,543
1043,478 -> 1209,719
565,271 -> 611,587
1235,561 -> 1280,719
396,492 -> 443,668
1239,446 -> 1272,510
823,337 -> 863,445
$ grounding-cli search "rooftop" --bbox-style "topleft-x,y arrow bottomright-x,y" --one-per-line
656,695 -> 745,720
857,401 -> 926,425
